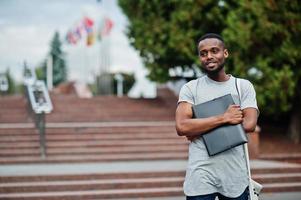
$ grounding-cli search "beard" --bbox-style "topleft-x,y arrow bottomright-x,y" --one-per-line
201,61 -> 225,75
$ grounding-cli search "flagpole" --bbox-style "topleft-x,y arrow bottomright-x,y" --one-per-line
46,55 -> 53,91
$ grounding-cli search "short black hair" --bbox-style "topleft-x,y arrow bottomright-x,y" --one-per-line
197,33 -> 225,48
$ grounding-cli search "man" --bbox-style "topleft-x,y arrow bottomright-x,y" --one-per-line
175,33 -> 259,200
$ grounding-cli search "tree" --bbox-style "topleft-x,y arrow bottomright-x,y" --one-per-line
119,0 -> 301,142
119,0 -> 231,82
51,31 -> 67,86
222,1 -> 301,143
5,68 -> 16,94
38,31 -> 67,86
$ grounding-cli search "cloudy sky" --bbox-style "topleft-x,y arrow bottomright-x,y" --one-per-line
0,0 -> 146,83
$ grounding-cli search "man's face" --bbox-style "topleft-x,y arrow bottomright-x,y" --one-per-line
198,38 -> 228,74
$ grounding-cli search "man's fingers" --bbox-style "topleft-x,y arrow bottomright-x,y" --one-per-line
229,104 -> 240,108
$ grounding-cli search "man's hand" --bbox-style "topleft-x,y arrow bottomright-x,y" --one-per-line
223,104 -> 243,124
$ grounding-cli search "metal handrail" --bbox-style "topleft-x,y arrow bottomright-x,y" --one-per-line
24,69 -> 53,158
27,81 -> 53,158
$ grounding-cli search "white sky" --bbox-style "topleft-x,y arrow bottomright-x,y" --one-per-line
0,0 -> 146,84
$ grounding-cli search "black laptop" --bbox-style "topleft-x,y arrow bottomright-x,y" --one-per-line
192,94 -> 248,156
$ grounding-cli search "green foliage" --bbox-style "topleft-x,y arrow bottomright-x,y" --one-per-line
92,73 -> 135,95
4,68 -> 16,94
0,68 -> 24,95
119,0 -> 230,82
222,0 -> 301,118
35,62 -> 46,81
112,73 -> 135,95
50,32 -> 67,86
36,32 -> 67,86
119,0 -> 301,119
89,73 -> 136,95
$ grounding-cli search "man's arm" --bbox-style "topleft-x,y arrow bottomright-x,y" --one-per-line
242,107 -> 258,133
175,101 -> 243,137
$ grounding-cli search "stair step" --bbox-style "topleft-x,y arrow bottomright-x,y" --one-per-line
261,153 -> 301,159
251,166 -> 301,174
0,171 -> 185,182
0,138 -> 185,148
0,187 -> 183,200
260,153 -> 301,164
0,133 -> 178,142
0,135 -> 39,142
0,177 -> 183,192
45,133 -> 178,140
0,128 -> 36,135
0,152 -> 188,164
0,127 -> 174,135
0,145 -> 188,156
253,173 -> 301,183
263,182 -> 301,193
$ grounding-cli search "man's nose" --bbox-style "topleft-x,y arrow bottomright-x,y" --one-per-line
207,52 -> 213,59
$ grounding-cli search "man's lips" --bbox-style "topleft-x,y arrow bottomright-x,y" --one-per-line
206,62 -> 217,67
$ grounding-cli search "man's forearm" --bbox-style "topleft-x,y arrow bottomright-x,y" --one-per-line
176,114 -> 226,136
242,108 -> 258,133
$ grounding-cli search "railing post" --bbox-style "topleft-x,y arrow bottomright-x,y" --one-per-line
36,112 -> 46,158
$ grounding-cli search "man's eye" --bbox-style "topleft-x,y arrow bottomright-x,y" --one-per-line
200,52 -> 207,57
211,48 -> 219,54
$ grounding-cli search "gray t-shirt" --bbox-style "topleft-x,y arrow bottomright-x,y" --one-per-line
178,75 -> 259,197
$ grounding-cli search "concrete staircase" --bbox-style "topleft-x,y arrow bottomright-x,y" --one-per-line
1,92 -> 301,199
0,91 -> 186,164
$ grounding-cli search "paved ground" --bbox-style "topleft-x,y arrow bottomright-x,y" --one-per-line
0,160 -> 187,176
0,159 -> 300,176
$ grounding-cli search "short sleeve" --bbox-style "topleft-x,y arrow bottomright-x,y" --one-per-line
240,80 -> 259,114
178,84 -> 194,105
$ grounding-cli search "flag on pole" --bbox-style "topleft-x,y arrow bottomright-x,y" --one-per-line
66,30 -> 78,44
83,17 -> 95,46
98,17 -> 113,40
86,30 -> 95,46
66,16 -> 98,46
83,17 -> 94,31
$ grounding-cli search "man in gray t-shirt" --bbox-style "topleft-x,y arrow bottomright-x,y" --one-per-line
176,33 -> 259,200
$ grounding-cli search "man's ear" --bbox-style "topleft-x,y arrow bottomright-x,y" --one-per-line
224,49 -> 229,58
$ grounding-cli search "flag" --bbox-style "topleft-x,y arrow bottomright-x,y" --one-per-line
66,16 -> 96,46
98,17 -> 113,39
66,30 -> 77,44
86,31 -> 95,46
84,17 -> 94,32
